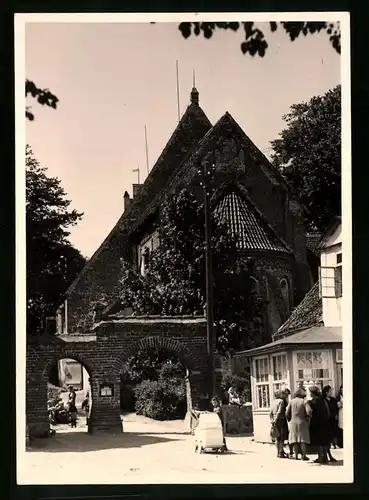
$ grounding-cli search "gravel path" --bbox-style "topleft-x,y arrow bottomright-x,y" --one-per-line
19,413 -> 350,485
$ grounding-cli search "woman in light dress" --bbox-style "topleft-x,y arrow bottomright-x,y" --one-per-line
269,389 -> 290,458
286,387 -> 311,461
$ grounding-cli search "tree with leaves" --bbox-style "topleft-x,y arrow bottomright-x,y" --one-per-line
270,85 -> 341,232
26,79 -> 59,121
26,145 -> 86,335
119,188 -> 264,355
178,21 -> 341,57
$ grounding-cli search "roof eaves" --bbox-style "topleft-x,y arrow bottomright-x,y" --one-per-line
317,216 -> 342,250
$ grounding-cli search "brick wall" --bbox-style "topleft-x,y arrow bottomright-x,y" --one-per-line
26,318 -> 217,438
66,231 -> 130,333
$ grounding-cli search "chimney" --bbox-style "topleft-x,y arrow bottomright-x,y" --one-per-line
123,191 -> 131,211
132,184 -> 142,199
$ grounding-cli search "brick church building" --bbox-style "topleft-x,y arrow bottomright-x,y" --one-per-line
56,87 -> 318,346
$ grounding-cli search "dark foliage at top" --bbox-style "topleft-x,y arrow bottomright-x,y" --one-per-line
178,21 -> 340,57
26,79 -> 59,121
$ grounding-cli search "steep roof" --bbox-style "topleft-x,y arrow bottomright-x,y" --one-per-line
237,326 -> 342,357
65,90 -> 212,296
306,232 -> 322,257
273,281 -> 323,340
173,111 -> 290,190
317,216 -> 342,250
129,111 -> 293,234
213,188 -> 293,255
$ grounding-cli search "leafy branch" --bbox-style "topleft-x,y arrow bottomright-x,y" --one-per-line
178,21 -> 341,57
25,79 -> 59,121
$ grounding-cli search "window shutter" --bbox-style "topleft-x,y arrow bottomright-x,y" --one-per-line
335,266 -> 342,298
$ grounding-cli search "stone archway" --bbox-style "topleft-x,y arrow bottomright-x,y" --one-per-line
114,336 -> 210,415
26,318 -> 212,438
43,353 -> 94,433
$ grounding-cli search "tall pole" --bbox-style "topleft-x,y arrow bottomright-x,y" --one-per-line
144,125 -> 149,176
202,158 -> 216,400
132,167 -> 140,184
176,60 -> 180,123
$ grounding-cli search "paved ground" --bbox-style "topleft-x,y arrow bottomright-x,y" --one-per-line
19,413 -> 351,485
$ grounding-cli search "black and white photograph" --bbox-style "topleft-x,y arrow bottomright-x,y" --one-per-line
16,12 -> 352,484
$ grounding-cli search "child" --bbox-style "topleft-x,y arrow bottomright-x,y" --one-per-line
211,396 -> 228,451
69,402 -> 78,428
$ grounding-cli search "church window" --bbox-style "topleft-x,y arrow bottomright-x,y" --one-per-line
280,278 -> 290,314
250,276 -> 260,295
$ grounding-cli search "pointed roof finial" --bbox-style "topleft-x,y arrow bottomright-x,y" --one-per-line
190,70 -> 199,106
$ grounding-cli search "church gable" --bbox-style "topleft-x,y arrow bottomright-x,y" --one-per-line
61,90 -> 311,334
64,88 -> 212,303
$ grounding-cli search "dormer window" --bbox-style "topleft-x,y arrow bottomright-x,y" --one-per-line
138,230 -> 160,276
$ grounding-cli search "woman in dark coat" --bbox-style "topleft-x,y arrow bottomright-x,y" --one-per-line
337,385 -> 343,448
307,386 -> 331,464
269,389 -> 290,458
322,385 -> 338,461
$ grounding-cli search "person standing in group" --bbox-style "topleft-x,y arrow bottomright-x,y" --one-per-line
336,385 -> 343,448
269,389 -> 290,458
307,386 -> 331,464
322,385 -> 338,461
68,386 -> 76,406
69,401 -> 78,428
286,387 -> 311,461
82,391 -> 90,426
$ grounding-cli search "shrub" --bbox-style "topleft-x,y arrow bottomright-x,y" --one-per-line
158,360 -> 185,383
47,382 -> 62,403
123,349 -> 184,384
134,379 -> 186,420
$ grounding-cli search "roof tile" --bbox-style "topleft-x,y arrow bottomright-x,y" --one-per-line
306,233 -> 322,256
214,191 -> 292,254
274,281 -> 323,339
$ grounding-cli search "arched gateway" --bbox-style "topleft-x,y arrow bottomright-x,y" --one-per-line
26,316 -> 219,438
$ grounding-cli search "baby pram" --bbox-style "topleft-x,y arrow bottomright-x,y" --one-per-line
194,411 -> 226,453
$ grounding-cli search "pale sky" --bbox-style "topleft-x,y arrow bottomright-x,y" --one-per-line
25,22 -> 341,259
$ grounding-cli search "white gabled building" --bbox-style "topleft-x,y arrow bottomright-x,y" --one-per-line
235,217 -> 343,443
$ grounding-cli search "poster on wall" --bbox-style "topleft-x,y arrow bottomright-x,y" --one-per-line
62,359 -> 83,389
